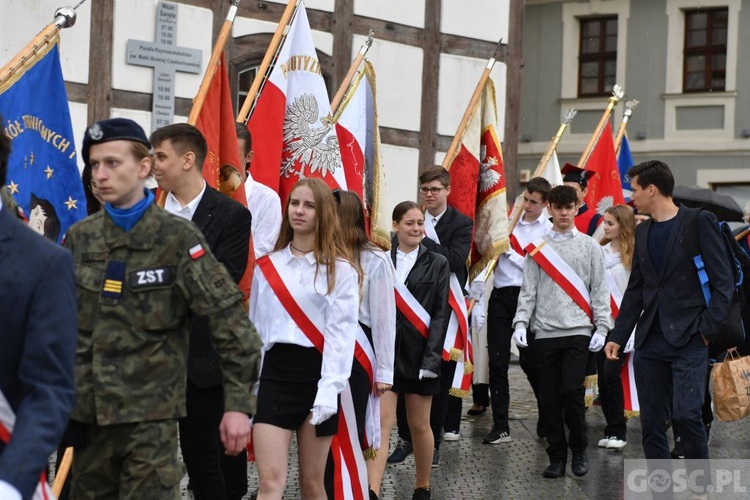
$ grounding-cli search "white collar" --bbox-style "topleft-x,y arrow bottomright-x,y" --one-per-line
164,180 -> 206,220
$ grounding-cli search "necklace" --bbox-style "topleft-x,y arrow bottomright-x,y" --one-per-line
290,243 -> 313,254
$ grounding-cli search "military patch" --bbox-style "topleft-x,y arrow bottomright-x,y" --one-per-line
189,244 -> 206,260
129,267 -> 175,289
102,261 -> 126,299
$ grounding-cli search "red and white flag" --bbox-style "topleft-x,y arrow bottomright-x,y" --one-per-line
445,79 -> 510,282
248,1 -> 344,204
583,122 -> 625,213
194,53 -> 255,301
335,61 -> 390,250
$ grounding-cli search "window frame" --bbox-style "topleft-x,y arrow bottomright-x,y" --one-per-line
577,15 -> 618,98
682,7 -> 728,93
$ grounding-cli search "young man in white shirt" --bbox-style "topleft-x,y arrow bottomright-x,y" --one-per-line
236,122 -> 282,258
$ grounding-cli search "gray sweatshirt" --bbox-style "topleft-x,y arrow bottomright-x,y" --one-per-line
512,230 -> 612,339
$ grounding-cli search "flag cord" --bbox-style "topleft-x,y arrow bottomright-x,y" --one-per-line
72,0 -> 88,10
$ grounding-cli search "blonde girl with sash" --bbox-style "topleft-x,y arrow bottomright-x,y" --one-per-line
369,201 -> 450,500
596,205 -> 637,451
250,178 -> 359,500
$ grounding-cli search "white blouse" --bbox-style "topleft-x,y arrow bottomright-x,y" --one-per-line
249,245 -> 359,410
603,242 -> 630,294
358,248 -> 396,385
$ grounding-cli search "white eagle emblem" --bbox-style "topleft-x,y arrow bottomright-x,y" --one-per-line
280,93 -> 341,179
479,144 -> 501,193
596,196 -> 614,214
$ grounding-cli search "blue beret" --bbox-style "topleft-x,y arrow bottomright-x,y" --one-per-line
82,118 -> 151,166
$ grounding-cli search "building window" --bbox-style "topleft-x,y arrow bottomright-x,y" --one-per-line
683,8 -> 728,92
578,16 -> 617,97
237,63 -> 260,113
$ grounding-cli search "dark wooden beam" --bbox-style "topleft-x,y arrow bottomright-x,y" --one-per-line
503,0 -> 524,200
440,33 -> 506,61
330,0 -> 354,96
87,0 -> 114,124
351,16 -> 423,47
65,82 -> 87,104
236,1 -> 332,32
418,0 -> 441,173
379,128 -> 420,149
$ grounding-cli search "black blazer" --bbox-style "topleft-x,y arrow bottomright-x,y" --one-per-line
188,186 -> 252,388
610,206 -> 734,349
391,244 -> 451,379
0,209 -> 77,498
421,205 -> 473,291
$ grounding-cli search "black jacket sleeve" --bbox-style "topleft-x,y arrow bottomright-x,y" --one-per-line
421,255 -> 451,373
213,203 -> 252,284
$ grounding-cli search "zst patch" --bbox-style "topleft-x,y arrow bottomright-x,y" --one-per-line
129,267 -> 175,289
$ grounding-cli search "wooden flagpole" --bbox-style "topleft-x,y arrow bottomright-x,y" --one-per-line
187,0 -> 241,125
330,30 -> 374,115
52,447 -> 74,496
467,109 -> 579,313
441,39 -> 504,170
575,84 -> 624,170
0,7 -> 77,87
236,0 -> 298,123
613,99 -> 639,156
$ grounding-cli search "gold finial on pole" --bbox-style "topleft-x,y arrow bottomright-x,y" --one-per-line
576,84 -> 624,170
614,99 -> 639,155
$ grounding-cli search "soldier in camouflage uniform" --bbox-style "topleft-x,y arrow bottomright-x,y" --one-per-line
63,118 -> 262,499
0,186 -> 25,220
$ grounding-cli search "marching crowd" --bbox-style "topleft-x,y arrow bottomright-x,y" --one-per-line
0,114 -> 734,500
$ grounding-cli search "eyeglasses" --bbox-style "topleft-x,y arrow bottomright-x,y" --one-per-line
419,187 -> 446,195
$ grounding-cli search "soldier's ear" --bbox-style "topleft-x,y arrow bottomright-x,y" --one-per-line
138,156 -> 152,180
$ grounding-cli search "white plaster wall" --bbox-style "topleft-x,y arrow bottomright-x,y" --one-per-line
0,0 -> 91,84
436,55 -> 506,139
111,0 -> 212,99
352,35 -> 423,132
69,101 -> 89,172
354,0 -> 425,28
233,17 -> 334,56
440,0 -> 509,43
261,0 -> 335,12
380,144 -> 420,219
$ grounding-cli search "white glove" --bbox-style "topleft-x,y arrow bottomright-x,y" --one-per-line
589,332 -> 606,352
513,327 -> 528,348
471,302 -> 487,331
623,333 -> 635,353
309,405 -> 337,425
419,369 -> 438,380
469,280 -> 485,301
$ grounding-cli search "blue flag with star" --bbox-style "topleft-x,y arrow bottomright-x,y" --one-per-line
617,134 -> 634,202
0,39 -> 86,243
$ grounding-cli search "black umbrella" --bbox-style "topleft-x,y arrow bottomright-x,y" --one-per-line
672,185 -> 744,222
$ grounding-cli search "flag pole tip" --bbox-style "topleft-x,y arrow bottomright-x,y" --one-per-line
365,29 -> 374,48
54,7 -> 77,28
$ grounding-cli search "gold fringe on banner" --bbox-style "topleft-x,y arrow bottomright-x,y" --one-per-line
449,388 -> 470,398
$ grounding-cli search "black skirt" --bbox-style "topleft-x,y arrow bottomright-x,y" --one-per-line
391,375 -> 440,396
254,343 -> 339,436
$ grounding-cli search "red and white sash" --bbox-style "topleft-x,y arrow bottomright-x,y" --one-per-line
509,233 -> 527,258
257,254 -> 368,500
0,390 -> 54,500
423,221 -> 473,396
394,281 -> 431,339
525,238 -> 593,321
605,265 -> 639,417
354,325 -> 380,457
606,272 -> 623,319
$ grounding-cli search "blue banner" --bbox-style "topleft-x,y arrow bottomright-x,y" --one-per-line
618,134 -> 634,202
0,42 -> 86,242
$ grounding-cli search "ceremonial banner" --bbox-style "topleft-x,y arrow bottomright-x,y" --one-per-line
583,122 -> 625,212
0,39 -> 86,242
539,149 -> 564,187
445,79 -> 510,282
335,61 -> 390,250
617,134 -> 634,202
248,1 -> 343,204
194,53 -> 254,301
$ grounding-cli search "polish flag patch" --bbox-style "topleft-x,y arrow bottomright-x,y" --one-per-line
189,244 -> 206,260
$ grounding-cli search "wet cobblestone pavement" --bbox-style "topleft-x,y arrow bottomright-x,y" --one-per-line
180,363 -> 750,499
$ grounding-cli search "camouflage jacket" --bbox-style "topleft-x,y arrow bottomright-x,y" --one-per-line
0,187 -> 25,220
63,203 -> 261,425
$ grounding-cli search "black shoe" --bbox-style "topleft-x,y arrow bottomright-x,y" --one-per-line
387,439 -> 413,464
671,437 -> 685,459
431,449 -> 439,468
412,487 -> 431,500
467,405 -> 487,416
369,488 -> 379,500
483,427 -> 512,444
571,451 -> 589,477
543,462 -> 566,478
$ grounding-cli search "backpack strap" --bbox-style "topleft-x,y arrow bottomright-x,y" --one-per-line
682,208 -> 712,305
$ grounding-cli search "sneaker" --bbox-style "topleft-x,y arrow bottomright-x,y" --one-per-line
597,436 -> 612,448
606,437 -> 627,449
671,437 -> 685,459
443,430 -> 460,441
483,428 -> 512,444
542,461 -> 565,479
387,439 -> 413,464
412,487 -> 431,500
431,449 -> 440,468
571,451 -> 589,477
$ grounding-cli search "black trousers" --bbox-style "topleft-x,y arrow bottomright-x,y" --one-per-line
178,380 -> 247,500
396,359 -> 456,450
472,383 -> 489,407
486,287 -> 520,432
595,349 -> 627,440
537,335 -> 589,462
